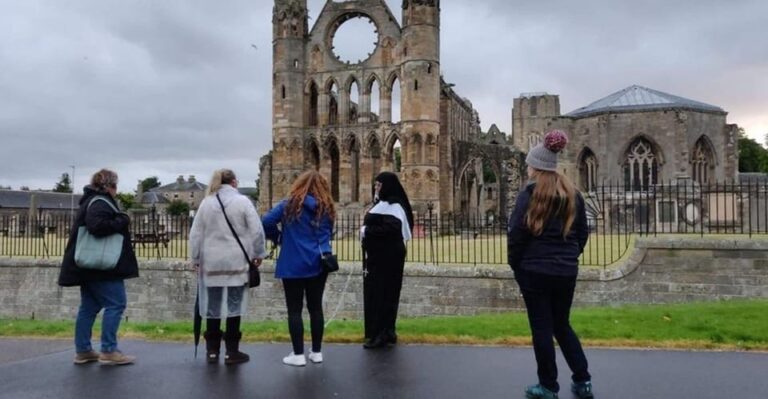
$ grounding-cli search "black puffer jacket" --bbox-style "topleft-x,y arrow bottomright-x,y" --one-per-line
58,186 -> 139,286
507,183 -> 589,277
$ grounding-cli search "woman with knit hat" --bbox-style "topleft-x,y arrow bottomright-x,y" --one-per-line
507,130 -> 594,399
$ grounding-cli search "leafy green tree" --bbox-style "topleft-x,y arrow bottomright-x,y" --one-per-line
140,176 -> 161,193
394,147 -> 402,172
483,159 -> 497,183
53,173 -> 72,193
115,193 -> 137,210
254,177 -> 262,201
167,200 -> 190,217
738,137 -> 768,173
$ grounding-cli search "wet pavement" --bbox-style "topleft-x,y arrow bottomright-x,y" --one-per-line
1,338 -> 767,398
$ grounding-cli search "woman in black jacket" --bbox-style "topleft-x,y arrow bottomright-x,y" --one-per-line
360,172 -> 414,349
59,169 -> 139,366
508,131 -> 594,399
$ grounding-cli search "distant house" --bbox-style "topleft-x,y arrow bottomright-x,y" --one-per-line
0,190 -> 82,217
136,191 -> 170,212
146,175 -> 207,210
0,190 -> 82,236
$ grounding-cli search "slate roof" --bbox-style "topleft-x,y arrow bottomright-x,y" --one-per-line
0,190 -> 82,210
152,179 -> 207,193
138,191 -> 170,205
567,85 -> 725,117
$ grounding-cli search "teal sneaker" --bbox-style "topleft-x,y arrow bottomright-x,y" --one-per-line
525,384 -> 559,399
571,381 -> 594,399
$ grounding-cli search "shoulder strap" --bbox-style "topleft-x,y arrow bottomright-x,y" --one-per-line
216,194 -> 251,265
87,196 -> 120,213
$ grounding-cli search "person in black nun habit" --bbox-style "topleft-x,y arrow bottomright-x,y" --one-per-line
360,172 -> 414,349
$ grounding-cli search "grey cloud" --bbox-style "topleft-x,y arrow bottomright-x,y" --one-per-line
1,0 -> 766,192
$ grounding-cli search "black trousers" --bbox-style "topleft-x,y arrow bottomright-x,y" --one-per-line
282,273 -> 328,355
515,269 -> 591,393
364,243 -> 406,340
205,286 -> 246,334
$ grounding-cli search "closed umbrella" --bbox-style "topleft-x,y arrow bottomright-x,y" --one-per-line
193,270 -> 202,358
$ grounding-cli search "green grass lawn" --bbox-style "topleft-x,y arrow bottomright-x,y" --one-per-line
2,300 -> 767,351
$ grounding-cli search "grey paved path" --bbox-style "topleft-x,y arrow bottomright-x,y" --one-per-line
1,338 -> 767,399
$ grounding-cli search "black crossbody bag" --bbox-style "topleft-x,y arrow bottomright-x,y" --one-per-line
216,194 -> 260,288
314,219 -> 339,273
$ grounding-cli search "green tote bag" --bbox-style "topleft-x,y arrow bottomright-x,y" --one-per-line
74,196 -> 124,270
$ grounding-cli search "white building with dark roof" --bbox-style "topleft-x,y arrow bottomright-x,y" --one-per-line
148,175 -> 207,210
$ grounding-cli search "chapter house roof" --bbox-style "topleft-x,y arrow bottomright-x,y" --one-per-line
567,85 -> 725,117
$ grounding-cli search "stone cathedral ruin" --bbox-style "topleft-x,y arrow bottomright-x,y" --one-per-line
259,0 -> 739,229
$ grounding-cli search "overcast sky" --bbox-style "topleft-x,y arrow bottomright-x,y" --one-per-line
1,0 -> 766,193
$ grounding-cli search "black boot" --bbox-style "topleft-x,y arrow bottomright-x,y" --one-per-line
204,330 -> 223,364
386,329 -> 398,345
363,333 -> 389,349
223,331 -> 250,365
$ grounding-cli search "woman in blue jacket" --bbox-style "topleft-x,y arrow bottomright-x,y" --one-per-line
508,130 -> 594,399
263,170 -> 335,367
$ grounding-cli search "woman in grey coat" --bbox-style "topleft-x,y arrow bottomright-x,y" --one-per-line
189,169 -> 268,364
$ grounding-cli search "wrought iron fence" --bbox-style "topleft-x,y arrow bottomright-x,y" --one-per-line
2,179 -> 767,267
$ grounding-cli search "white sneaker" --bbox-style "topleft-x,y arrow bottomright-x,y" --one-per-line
308,351 -> 323,364
282,352 -> 306,367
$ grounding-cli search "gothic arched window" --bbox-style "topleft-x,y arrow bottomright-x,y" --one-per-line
692,137 -> 715,184
623,138 -> 658,191
579,148 -> 598,192
328,82 -> 339,126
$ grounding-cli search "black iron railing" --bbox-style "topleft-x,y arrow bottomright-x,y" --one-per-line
2,179 -> 767,267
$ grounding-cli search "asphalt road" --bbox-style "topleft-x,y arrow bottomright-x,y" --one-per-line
1,339 -> 766,399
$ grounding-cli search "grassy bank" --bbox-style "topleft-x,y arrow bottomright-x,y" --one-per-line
2,300 -> 767,351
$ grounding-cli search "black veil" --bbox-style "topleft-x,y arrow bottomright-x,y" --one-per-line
374,172 -> 415,232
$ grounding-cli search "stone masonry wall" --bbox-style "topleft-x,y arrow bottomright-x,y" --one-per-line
1,238 -> 766,322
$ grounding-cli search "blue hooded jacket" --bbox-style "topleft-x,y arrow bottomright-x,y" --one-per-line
262,195 -> 334,279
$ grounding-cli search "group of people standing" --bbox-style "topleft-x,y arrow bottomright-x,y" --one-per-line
58,129 -> 593,399
186,168 -> 415,367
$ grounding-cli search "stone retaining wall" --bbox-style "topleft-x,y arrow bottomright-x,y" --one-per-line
1,238 -> 766,322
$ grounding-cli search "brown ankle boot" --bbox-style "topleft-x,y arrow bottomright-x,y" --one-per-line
204,330 -> 223,364
224,331 -> 249,365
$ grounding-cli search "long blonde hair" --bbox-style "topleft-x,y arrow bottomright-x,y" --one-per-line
526,168 -> 577,237
207,169 -> 236,196
284,170 -> 336,222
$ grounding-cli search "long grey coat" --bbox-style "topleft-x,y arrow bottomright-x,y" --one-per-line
189,185 -> 268,287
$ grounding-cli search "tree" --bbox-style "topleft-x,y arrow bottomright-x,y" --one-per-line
738,137 -> 768,173
482,159 -> 497,183
115,193 -> 137,210
140,176 -> 161,193
254,178 -> 261,199
53,173 -> 73,193
167,200 -> 190,217
394,147 -> 402,172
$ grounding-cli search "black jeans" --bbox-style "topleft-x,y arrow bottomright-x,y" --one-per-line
282,273 -> 328,355
515,269 -> 591,392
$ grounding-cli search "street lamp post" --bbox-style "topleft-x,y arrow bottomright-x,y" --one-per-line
69,165 -> 76,223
